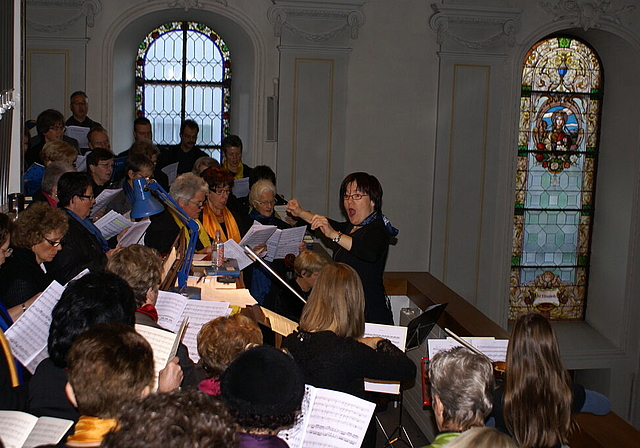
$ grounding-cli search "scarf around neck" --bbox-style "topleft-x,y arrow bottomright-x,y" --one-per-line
358,212 -> 399,236
202,203 -> 242,243
168,208 -> 211,249
66,416 -> 118,444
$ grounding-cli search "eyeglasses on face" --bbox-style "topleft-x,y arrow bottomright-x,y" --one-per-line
256,200 -> 277,207
97,162 -> 115,169
50,125 -> 66,132
71,101 -> 88,106
78,194 -> 95,201
0,247 -> 13,257
188,199 -> 205,209
342,193 -> 369,201
44,237 -> 62,247
211,188 -> 232,196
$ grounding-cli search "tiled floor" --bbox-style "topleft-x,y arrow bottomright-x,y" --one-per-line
375,400 -> 430,448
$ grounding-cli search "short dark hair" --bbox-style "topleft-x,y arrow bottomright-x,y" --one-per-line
249,165 -> 276,188
87,126 -> 108,144
180,119 -> 199,135
201,166 -> 234,191
70,91 -> 87,102
86,147 -> 114,166
339,172 -> 384,213
125,154 -> 154,178
221,134 -> 243,152
36,109 -> 64,136
134,116 -> 151,127
0,213 -> 12,246
48,271 -> 136,368
67,322 -> 153,419
57,172 -> 92,207
101,389 -> 238,448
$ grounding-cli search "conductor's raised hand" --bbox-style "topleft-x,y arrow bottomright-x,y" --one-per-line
286,198 -> 303,217
310,215 -> 334,238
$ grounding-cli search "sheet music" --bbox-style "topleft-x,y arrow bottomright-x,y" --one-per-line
94,210 -> 132,239
90,188 -> 123,218
199,284 -> 258,307
265,226 -> 306,262
5,281 -> 65,374
232,177 -> 250,198
427,337 -> 508,362
75,154 -> 87,172
135,324 -> 179,391
118,220 -> 151,247
222,239 -> 253,270
0,410 -> 38,448
65,126 -> 89,148
22,416 -> 73,448
180,301 -> 231,363
161,162 -> 179,186
155,291 -> 188,332
279,385 -> 376,448
239,221 -> 278,248
363,323 -> 408,394
260,307 -> 298,336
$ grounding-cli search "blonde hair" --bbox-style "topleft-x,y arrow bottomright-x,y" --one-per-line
40,140 -> 77,165
197,314 -> 263,378
106,245 -> 163,307
504,313 -> 573,448
293,250 -> 329,278
299,263 -> 365,338
445,427 -> 517,448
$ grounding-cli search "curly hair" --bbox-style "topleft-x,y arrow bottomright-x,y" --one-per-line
12,202 -> 68,248
40,140 -> 77,165
101,389 -> 238,448
229,410 -> 297,432
106,245 -> 163,308
197,314 -> 263,378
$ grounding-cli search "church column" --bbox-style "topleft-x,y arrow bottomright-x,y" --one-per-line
268,0 -> 364,217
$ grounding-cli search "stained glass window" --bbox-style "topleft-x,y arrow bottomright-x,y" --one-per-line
135,22 -> 231,160
510,36 -> 603,321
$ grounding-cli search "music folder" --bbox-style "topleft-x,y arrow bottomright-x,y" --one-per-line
405,302 -> 448,351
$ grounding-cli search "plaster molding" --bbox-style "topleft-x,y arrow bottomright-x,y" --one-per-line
429,4 -> 521,49
143,0 -> 227,12
26,0 -> 101,30
540,0 -> 635,31
268,2 -> 365,42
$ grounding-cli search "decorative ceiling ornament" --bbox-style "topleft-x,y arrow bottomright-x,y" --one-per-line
26,0 -> 101,31
429,4 -> 521,49
540,0 -> 635,31
268,2 -> 365,42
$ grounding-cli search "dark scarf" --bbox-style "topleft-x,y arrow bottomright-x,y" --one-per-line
359,212 -> 399,236
66,209 -> 110,253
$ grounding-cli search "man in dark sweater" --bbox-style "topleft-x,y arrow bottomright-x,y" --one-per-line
156,119 -> 207,181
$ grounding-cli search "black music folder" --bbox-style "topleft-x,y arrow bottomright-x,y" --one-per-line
405,303 -> 448,351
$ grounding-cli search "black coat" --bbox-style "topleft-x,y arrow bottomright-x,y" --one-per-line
0,247 -> 53,309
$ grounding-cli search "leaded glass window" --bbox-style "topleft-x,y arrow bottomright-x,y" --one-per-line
510,36 -> 603,321
135,22 -> 231,160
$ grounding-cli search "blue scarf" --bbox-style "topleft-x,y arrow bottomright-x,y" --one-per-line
249,209 -> 280,226
359,212 -> 399,236
67,209 -> 111,253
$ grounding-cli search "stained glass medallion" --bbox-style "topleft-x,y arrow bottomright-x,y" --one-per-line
510,37 -> 603,321
135,22 -> 231,159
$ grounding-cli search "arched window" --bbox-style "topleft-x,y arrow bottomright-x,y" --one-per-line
135,21 -> 231,160
510,36 -> 603,321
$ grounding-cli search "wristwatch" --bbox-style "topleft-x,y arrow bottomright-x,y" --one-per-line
333,232 -> 342,243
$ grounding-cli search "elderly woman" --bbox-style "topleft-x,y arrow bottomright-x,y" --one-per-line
282,263 -> 415,448
201,166 -> 250,244
287,172 -> 398,324
25,109 -> 79,167
0,202 -> 68,319
32,161 -> 75,207
196,314 -> 263,396
144,172 -> 212,255
423,347 -> 495,448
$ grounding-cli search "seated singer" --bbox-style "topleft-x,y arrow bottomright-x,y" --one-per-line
286,172 -> 398,324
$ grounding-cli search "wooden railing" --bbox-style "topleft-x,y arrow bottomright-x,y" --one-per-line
383,271 -> 640,448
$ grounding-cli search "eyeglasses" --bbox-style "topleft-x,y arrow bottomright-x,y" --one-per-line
44,237 -> 62,247
97,162 -> 115,169
71,101 -> 88,106
188,199 -> 205,209
78,194 -> 95,201
0,247 -> 13,257
211,188 -> 232,196
343,193 -> 369,201
256,200 -> 277,207
50,125 -> 66,132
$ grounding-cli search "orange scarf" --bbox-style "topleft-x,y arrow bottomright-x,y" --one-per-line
66,416 -> 118,445
168,208 -> 211,248
202,203 -> 242,243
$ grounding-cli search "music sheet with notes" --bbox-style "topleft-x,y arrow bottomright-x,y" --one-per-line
278,385 -> 376,448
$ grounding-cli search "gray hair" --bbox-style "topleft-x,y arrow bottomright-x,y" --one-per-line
170,173 -> 208,203
42,161 -> 75,194
249,179 -> 276,206
429,346 -> 494,430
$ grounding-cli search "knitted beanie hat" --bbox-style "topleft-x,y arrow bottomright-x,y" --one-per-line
220,345 -> 305,416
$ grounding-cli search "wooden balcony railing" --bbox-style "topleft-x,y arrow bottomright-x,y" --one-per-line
384,271 -> 640,448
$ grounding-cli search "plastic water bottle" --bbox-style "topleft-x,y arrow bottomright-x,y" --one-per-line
215,229 -> 224,268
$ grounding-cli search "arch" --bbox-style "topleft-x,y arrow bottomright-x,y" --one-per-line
99,3 -> 267,159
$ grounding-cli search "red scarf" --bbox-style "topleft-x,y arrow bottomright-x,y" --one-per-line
136,304 -> 158,323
